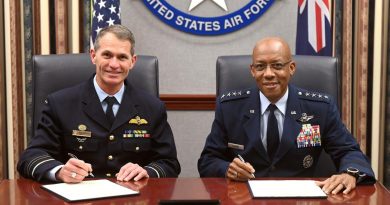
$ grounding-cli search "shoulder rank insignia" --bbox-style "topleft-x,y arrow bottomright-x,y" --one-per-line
129,116 -> 148,125
220,89 -> 251,102
297,90 -> 330,103
298,113 -> 314,122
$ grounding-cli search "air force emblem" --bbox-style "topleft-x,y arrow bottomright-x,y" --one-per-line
299,113 -> 314,122
129,116 -> 148,125
303,155 -> 313,169
143,0 -> 275,35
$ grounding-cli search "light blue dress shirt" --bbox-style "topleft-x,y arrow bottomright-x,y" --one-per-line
93,75 -> 124,116
259,88 -> 288,151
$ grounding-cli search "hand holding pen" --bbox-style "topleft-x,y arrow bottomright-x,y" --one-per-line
68,153 -> 95,177
227,154 -> 255,181
55,153 -> 94,183
237,154 -> 255,178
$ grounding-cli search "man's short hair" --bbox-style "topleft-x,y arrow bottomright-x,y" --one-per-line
93,25 -> 135,55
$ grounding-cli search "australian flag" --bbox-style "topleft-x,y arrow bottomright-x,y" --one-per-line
295,0 -> 332,56
91,0 -> 121,46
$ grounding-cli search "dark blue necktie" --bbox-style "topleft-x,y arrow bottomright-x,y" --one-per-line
267,104 -> 280,160
105,96 -> 117,126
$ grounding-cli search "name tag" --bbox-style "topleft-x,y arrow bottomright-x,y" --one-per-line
228,142 -> 244,150
72,130 -> 92,138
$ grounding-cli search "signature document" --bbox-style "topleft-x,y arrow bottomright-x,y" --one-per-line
41,179 -> 139,202
248,180 -> 327,198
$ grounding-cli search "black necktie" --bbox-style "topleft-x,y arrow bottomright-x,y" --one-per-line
267,104 -> 280,160
105,96 -> 117,126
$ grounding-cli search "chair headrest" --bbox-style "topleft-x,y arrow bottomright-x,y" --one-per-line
216,55 -> 340,107
31,53 -> 159,136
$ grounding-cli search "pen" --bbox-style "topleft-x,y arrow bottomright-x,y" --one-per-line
68,153 -> 95,177
237,154 -> 255,178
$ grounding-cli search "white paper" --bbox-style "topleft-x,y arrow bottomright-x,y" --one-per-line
42,179 -> 139,201
248,180 -> 327,198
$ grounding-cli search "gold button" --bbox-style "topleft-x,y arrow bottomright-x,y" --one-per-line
106,173 -> 111,177
79,145 -> 83,150
108,155 -> 113,160
135,146 -> 140,151
109,135 -> 115,141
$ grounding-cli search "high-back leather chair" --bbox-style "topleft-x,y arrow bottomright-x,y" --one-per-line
31,53 -> 158,136
216,55 -> 339,177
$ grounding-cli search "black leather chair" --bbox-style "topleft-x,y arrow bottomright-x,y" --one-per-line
31,53 -> 158,136
216,55 -> 339,177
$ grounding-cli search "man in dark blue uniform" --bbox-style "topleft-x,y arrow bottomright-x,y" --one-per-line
18,25 -> 180,183
198,37 -> 375,194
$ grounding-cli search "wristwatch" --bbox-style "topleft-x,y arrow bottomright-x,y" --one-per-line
345,167 -> 360,179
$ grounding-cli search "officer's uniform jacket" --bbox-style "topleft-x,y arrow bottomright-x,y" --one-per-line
198,85 -> 375,183
18,76 -> 181,181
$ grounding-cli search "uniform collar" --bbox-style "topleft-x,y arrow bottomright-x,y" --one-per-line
259,87 -> 288,115
93,75 -> 124,104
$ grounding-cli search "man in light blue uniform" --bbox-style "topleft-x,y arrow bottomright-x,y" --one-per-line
198,37 -> 375,194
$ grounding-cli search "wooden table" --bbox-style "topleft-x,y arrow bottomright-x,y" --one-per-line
0,178 -> 389,204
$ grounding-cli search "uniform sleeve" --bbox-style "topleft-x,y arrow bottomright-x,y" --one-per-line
143,102 -> 181,177
322,97 -> 376,184
198,98 -> 231,177
17,96 -> 65,182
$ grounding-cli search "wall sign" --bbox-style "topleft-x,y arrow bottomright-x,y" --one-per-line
143,0 -> 275,36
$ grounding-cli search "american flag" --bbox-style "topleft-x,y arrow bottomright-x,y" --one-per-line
295,0 -> 332,56
91,0 -> 121,46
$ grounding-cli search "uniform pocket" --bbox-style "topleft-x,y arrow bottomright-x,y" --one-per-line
122,138 -> 151,152
65,137 -> 99,152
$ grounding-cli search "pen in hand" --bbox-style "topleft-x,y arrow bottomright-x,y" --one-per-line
68,153 -> 95,177
237,154 -> 255,178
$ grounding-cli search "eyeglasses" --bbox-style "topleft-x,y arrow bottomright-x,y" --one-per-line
251,60 -> 292,71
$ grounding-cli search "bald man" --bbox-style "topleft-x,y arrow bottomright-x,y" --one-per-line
198,37 -> 375,194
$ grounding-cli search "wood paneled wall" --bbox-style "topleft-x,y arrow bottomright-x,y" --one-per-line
0,0 -> 6,180
5,0 -> 24,179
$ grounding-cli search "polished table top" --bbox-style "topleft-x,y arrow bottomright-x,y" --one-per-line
0,178 -> 389,205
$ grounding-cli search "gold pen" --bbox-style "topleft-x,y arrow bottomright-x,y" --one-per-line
237,154 -> 255,178
68,153 -> 95,177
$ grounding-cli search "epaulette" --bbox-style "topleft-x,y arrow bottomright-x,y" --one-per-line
297,89 -> 331,103
220,89 -> 251,102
